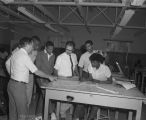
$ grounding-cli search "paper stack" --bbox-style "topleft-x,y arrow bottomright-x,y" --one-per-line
114,80 -> 136,90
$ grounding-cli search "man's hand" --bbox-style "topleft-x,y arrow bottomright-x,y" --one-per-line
49,76 -> 57,82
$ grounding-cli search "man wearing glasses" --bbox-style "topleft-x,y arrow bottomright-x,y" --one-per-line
54,41 -> 78,77
54,41 -> 78,120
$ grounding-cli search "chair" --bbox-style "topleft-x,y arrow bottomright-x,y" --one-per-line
96,107 -> 110,120
86,106 -> 120,120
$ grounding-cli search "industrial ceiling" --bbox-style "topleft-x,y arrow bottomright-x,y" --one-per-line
0,0 -> 146,37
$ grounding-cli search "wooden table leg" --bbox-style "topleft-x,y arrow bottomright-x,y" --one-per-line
44,90 -> 50,120
115,110 -> 119,120
135,103 -> 142,120
56,102 -> 61,120
128,111 -> 133,120
96,108 -> 101,120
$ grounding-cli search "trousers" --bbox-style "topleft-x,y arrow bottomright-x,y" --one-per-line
7,79 -> 29,120
26,74 -> 34,107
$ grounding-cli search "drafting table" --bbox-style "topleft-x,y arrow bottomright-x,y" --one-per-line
41,79 -> 146,120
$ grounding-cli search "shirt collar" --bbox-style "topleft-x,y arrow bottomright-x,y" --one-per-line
65,52 -> 72,56
44,49 -> 53,56
20,48 -> 28,55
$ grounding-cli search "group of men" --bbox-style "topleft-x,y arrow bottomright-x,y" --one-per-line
5,36 -> 112,120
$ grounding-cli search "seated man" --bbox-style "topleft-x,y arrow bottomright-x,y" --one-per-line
88,53 -> 112,120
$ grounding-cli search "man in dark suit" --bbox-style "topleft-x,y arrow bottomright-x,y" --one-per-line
36,41 -> 55,76
35,41 -> 56,117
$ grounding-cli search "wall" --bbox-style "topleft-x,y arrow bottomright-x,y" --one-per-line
0,29 -> 12,45
4,25 -> 146,54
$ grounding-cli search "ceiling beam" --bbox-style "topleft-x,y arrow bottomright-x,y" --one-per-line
0,4 -> 58,31
34,4 -> 57,22
75,0 -> 91,33
34,4 -> 70,32
1,1 -> 127,7
4,1 -> 146,8
18,6 -> 61,33
112,9 -> 135,38
0,4 -> 35,23
111,0 -> 145,38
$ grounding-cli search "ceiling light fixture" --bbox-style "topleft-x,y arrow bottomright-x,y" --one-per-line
18,7 -> 61,33
0,0 -> 14,4
18,7 -> 45,24
131,0 -> 145,6
111,9 -> 135,38
45,24 -> 59,33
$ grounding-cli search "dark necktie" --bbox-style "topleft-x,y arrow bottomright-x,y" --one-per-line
69,55 -> 73,76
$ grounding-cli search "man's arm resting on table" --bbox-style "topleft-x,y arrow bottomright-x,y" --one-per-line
89,74 -> 113,84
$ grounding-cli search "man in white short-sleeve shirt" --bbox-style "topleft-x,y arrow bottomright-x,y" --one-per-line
6,37 -> 56,120
54,41 -> 78,77
79,40 -> 102,79
79,40 -> 104,80
54,41 -> 78,119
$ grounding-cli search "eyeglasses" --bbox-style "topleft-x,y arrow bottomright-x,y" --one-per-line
66,49 -> 73,52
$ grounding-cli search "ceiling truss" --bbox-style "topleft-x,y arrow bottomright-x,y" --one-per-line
0,0 -> 146,35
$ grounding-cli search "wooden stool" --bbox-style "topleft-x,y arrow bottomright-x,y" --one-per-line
96,108 -> 120,120
56,102 -> 73,120
96,107 -> 110,120
86,106 -> 121,120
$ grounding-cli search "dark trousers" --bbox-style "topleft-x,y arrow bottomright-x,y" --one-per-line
7,79 -> 29,120
74,104 -> 85,119
82,71 -> 89,79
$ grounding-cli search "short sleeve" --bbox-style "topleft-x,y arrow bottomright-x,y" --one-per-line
5,57 -> 11,74
74,54 -> 78,65
78,55 -> 84,68
88,63 -> 92,74
24,55 -> 38,73
54,56 -> 61,70
104,66 -> 111,78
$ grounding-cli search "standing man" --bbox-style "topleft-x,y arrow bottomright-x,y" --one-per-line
74,40 -> 102,120
54,41 -> 78,77
78,40 -> 95,80
35,41 -> 55,115
27,36 -> 41,107
5,37 -> 56,120
54,41 -> 78,119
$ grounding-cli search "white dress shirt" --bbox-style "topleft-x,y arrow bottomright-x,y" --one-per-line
6,48 -> 38,83
88,64 -> 111,81
54,52 -> 78,77
78,50 -> 102,72
78,51 -> 94,72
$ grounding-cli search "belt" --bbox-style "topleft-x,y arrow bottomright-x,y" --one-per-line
10,78 -> 27,84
